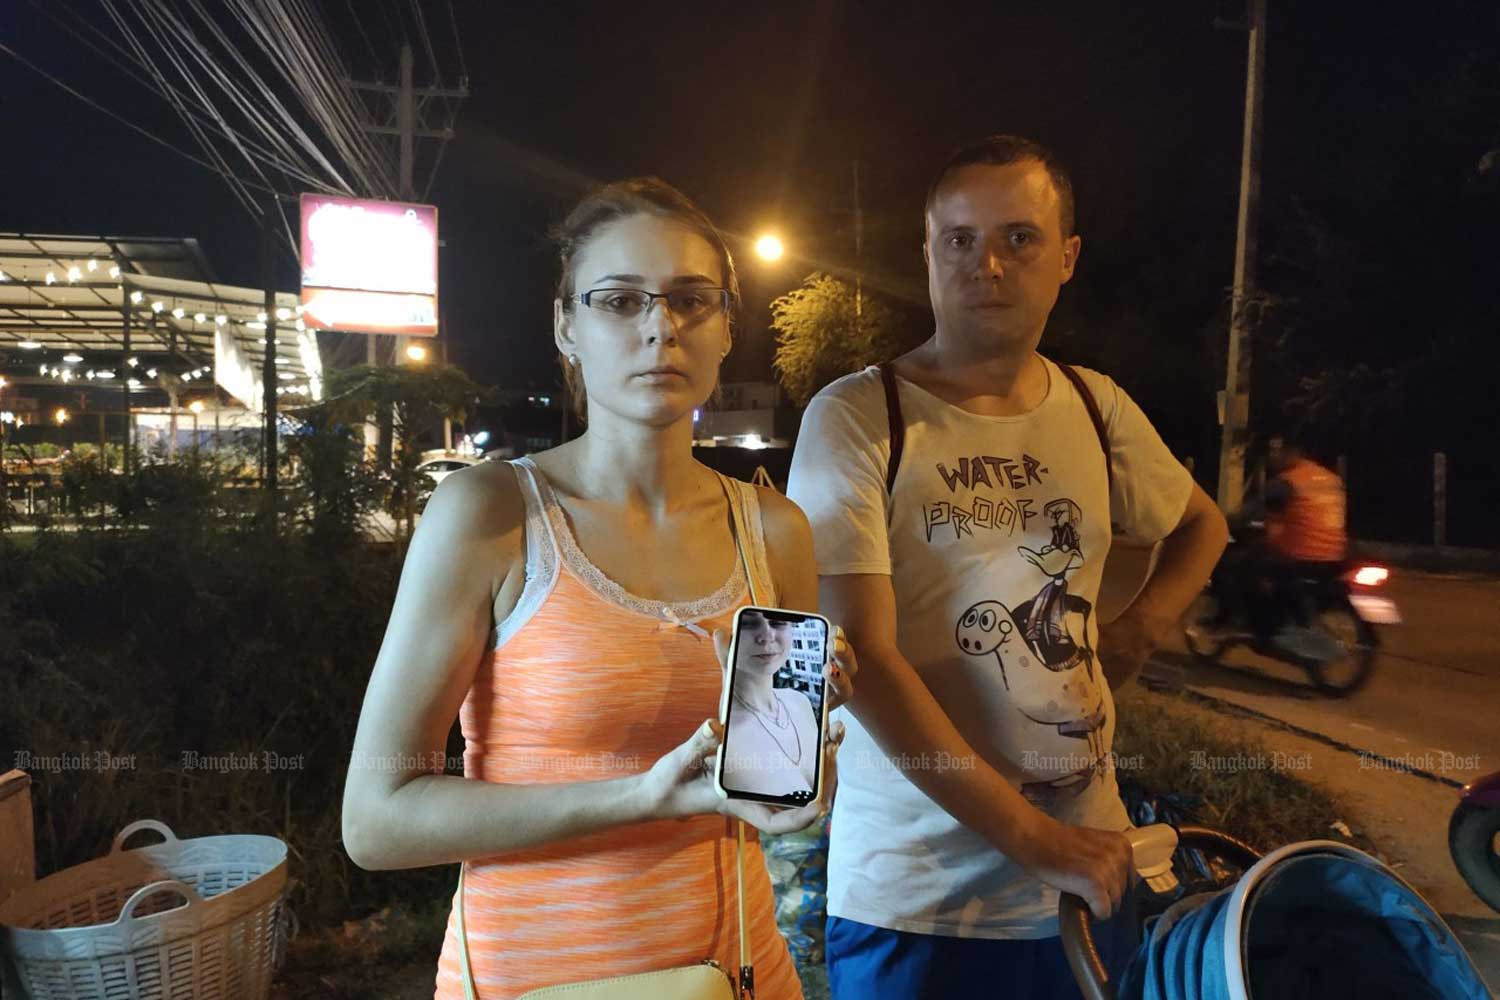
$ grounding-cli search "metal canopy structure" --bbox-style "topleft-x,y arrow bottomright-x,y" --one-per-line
0,233 -> 322,412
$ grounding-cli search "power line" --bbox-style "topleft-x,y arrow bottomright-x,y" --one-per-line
445,0 -> 468,82
24,0 -> 334,191
0,41 -> 284,201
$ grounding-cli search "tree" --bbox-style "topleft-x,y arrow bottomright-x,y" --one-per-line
319,364 -> 494,538
770,273 -> 919,406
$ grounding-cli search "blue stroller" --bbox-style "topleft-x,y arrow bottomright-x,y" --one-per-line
1060,824 -> 1494,1000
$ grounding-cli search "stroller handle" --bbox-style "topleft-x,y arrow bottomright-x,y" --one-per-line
1059,824 -> 1262,1000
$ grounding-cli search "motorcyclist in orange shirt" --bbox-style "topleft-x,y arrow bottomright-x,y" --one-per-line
1258,445 -> 1348,637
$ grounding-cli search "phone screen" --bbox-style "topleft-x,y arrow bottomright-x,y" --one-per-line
717,606 -> 830,807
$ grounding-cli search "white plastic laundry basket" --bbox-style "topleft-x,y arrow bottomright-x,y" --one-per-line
0,819 -> 289,1000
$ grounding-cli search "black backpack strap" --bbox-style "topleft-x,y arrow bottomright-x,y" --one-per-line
879,362 -> 904,494
1056,364 -> 1116,497
1057,362 -> 1113,496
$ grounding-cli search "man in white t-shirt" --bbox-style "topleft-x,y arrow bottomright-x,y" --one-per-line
787,135 -> 1229,999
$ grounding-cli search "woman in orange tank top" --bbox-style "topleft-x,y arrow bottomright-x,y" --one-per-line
340,178 -> 855,1000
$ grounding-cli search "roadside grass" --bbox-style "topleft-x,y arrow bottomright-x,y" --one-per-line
265,683 -> 1377,998
1114,683 -> 1377,855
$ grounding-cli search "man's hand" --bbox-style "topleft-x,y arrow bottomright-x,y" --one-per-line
1097,609 -> 1175,690
1010,813 -> 1137,921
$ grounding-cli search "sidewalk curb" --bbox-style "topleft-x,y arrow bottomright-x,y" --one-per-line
1138,662 -> 1466,790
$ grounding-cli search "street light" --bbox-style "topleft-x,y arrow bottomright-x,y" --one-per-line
754,234 -> 785,263
405,343 -> 429,363
54,408 -> 70,425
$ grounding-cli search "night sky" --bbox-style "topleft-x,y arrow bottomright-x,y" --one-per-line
3,1 -> 1498,468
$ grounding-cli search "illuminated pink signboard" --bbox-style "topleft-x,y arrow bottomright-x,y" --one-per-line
299,194 -> 438,336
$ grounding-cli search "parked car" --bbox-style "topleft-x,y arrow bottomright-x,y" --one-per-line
415,455 -> 481,488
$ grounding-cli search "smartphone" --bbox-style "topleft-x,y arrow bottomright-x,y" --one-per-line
714,605 -> 831,807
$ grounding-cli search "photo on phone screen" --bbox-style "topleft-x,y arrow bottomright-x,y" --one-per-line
716,606 -> 829,807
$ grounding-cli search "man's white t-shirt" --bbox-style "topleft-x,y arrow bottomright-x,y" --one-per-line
786,357 -> 1193,939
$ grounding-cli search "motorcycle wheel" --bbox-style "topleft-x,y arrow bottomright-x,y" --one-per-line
1449,802 -> 1500,913
1307,607 -> 1377,696
1182,593 -> 1231,661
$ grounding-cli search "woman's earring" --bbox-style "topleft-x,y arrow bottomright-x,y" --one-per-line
568,354 -> 579,368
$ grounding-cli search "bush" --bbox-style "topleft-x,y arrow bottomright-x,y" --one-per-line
0,427 -> 468,929
0,522 -> 466,927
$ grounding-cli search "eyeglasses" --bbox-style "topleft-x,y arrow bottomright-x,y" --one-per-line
576,287 -> 732,323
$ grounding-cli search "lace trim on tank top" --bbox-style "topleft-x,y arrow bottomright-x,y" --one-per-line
490,460 -> 561,650
515,456 -> 764,624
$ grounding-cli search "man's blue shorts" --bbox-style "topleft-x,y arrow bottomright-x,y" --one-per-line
826,893 -> 1141,1000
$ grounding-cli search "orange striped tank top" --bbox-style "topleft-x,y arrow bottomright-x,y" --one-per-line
433,458 -> 802,999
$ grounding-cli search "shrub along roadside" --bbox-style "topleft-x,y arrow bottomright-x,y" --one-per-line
0,510 -> 458,928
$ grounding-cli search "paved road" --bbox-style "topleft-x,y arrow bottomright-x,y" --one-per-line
1101,543 -> 1499,786
1102,542 -> 1500,987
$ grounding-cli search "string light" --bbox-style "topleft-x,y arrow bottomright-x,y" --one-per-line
109,265 -> 122,279
86,260 -> 99,272
151,301 -> 165,313
45,271 -> 57,285
172,307 -> 186,319
130,290 -> 144,304
127,357 -> 140,367
145,368 -> 158,378
194,313 -> 206,324
67,267 -> 82,283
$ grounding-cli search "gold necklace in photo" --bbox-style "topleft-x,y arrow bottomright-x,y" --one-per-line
734,691 -> 802,765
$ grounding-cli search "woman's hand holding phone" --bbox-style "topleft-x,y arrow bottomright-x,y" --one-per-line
638,716 -> 844,835
634,623 -> 854,835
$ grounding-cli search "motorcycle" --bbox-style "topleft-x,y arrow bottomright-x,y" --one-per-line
1180,527 -> 1401,696
1450,769 -> 1500,913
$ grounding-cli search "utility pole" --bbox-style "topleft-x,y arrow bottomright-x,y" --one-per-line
349,44 -> 468,464
121,286 -> 133,471
1216,0 -> 1267,515
261,195 -> 280,511
852,159 -> 864,322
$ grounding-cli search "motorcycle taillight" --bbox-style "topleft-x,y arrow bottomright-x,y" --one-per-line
1351,565 -> 1390,587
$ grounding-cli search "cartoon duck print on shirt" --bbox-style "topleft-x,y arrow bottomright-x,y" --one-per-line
954,497 -> 1107,799
1012,498 -> 1097,675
